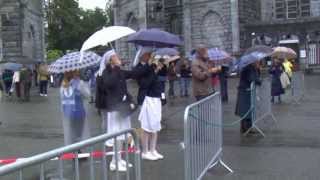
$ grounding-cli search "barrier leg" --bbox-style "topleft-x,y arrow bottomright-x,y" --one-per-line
219,159 -> 233,173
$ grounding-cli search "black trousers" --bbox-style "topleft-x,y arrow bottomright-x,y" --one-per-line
40,80 -> 48,94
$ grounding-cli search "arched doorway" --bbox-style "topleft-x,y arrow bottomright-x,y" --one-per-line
201,11 -> 225,49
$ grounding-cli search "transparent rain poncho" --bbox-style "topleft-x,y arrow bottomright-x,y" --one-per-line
60,78 -> 90,145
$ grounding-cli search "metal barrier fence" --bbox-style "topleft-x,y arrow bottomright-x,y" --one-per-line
184,92 -> 232,180
245,80 -> 277,137
291,71 -> 305,104
0,129 -> 141,180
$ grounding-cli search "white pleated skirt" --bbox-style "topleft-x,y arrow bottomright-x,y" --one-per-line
138,96 -> 162,133
107,111 -> 131,140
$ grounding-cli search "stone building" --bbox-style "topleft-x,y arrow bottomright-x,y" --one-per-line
0,0 -> 45,64
114,0 -> 320,61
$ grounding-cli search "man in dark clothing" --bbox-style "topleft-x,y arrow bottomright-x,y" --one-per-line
219,66 -> 229,102
2,69 -> 14,96
20,66 -> 33,102
235,63 -> 261,134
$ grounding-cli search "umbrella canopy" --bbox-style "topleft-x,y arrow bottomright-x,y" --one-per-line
208,48 -> 232,65
49,51 -> 101,74
245,45 -> 273,55
155,48 -> 179,56
272,47 -> 297,59
1,62 -> 22,71
80,26 -> 136,52
127,29 -> 182,47
235,52 -> 270,70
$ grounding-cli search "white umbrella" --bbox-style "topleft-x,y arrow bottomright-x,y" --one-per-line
80,26 -> 136,52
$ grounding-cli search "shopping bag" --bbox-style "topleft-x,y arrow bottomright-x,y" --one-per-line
280,72 -> 290,89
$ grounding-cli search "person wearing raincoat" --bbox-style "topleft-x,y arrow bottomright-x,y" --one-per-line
235,62 -> 261,134
60,70 -> 90,145
283,59 -> 293,79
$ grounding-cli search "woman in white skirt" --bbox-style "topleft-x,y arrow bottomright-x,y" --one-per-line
98,50 -> 134,171
133,50 -> 164,161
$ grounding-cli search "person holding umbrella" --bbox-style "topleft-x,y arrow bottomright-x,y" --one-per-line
2,69 -> 14,97
269,58 -> 285,103
191,46 -> 221,101
98,50 -> 136,171
49,51 -> 101,146
60,70 -> 90,145
235,60 -> 262,134
132,48 -> 165,161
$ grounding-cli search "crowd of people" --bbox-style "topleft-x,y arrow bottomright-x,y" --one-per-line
0,45 -> 295,172
0,62 -> 51,102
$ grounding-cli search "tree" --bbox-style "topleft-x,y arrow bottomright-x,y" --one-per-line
46,0 -> 112,52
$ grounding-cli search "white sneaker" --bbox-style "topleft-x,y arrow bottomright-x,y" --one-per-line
120,159 -> 133,168
40,94 -> 43,97
44,94 -> 48,97
151,151 -> 164,160
104,141 -> 113,147
109,161 -> 127,172
142,152 -> 158,161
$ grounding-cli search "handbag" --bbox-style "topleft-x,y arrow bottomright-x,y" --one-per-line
280,72 -> 290,89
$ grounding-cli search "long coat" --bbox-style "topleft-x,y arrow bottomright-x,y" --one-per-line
269,64 -> 285,96
235,65 -> 261,118
191,59 -> 212,97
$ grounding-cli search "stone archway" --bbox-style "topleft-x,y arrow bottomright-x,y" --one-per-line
201,11 -> 226,49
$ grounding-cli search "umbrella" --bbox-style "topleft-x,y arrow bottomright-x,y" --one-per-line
235,52 -> 270,70
80,26 -> 136,52
1,62 -> 22,71
155,48 -> 179,56
127,29 -> 182,47
245,45 -> 273,55
49,51 -> 101,74
272,47 -> 297,59
208,48 -> 232,65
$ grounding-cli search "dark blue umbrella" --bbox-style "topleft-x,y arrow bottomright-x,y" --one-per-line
127,29 -> 182,47
234,52 -> 269,71
155,48 -> 179,56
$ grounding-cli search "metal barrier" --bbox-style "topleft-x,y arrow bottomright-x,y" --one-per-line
291,71 -> 305,104
244,80 -> 277,137
0,129 -> 141,180
184,92 -> 232,180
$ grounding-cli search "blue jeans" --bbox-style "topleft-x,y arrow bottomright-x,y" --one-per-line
179,77 -> 190,96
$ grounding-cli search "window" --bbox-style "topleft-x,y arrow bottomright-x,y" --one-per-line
286,0 -> 298,19
274,0 -> 311,19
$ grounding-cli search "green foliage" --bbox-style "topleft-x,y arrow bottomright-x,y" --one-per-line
47,49 -> 63,63
46,0 -> 113,52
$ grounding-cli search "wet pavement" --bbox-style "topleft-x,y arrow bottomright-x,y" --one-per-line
0,74 -> 320,180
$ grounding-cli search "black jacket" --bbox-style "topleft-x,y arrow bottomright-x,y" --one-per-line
96,65 -> 132,111
132,63 -> 162,105
235,65 -> 261,118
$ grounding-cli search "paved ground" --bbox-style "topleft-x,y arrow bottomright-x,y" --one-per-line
0,74 -> 320,180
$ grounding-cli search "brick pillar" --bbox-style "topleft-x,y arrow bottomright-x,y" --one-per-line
231,0 -> 240,53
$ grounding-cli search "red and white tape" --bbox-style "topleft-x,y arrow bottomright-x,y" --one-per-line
0,147 -> 137,165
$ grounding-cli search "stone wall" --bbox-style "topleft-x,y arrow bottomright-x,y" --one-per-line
238,0 -> 261,50
186,0 -> 232,52
0,0 -> 44,63
0,0 -> 23,61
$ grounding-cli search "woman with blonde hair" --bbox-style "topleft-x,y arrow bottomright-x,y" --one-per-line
60,70 -> 90,145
